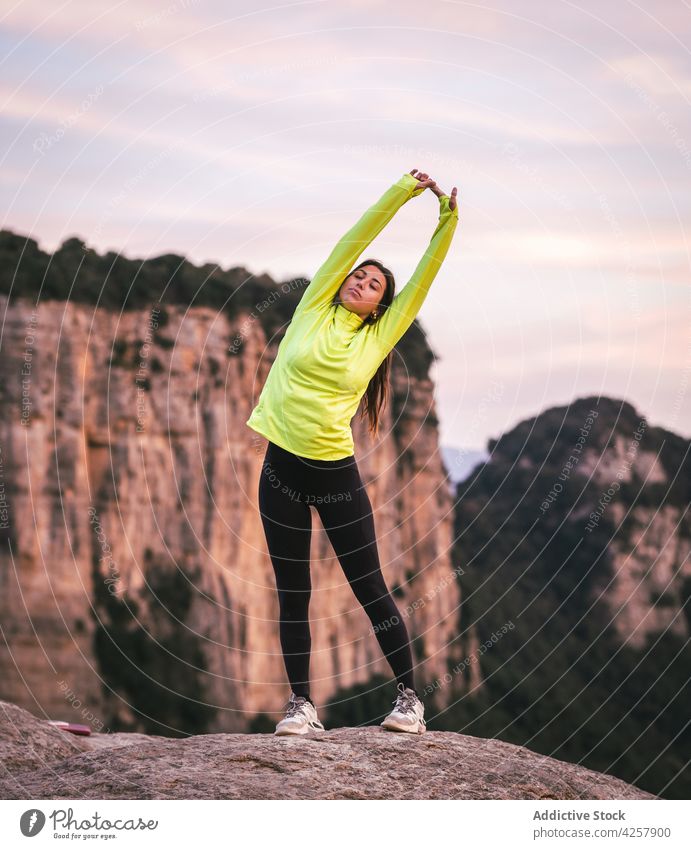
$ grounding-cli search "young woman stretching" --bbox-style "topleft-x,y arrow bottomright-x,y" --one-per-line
246,168 -> 459,736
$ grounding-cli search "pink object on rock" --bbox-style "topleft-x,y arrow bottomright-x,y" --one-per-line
48,720 -> 92,736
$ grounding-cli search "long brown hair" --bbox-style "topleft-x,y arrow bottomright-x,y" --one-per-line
331,258 -> 396,437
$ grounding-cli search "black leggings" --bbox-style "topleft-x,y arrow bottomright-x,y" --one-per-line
258,440 -> 416,699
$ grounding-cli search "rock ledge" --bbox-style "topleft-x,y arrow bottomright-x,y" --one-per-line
0,700 -> 655,800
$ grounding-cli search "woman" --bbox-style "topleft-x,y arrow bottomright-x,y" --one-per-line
246,168 -> 459,736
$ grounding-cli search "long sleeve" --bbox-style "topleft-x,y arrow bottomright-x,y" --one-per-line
369,194 -> 459,352
295,172 -> 425,315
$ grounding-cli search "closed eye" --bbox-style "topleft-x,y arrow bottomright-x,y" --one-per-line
357,273 -> 382,290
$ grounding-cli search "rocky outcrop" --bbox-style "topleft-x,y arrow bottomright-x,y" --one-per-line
574,431 -> 690,650
480,397 -> 691,650
0,699 -> 655,800
0,292 -> 462,734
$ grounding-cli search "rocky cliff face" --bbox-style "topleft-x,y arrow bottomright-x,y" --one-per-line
575,432 -> 690,649
531,401 -> 690,650
0,293 -> 462,734
468,397 -> 691,652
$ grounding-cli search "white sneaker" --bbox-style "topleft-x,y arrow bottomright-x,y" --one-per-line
380,682 -> 426,734
274,692 -> 326,736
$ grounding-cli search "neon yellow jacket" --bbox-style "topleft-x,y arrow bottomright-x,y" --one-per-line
246,171 -> 459,460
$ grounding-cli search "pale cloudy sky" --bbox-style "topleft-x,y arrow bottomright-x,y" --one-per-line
2,0 -> 690,449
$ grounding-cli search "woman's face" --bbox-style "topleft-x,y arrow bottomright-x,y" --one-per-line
338,264 -> 387,318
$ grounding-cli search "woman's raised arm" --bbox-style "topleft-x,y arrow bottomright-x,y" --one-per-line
369,189 -> 459,353
295,170 -> 427,315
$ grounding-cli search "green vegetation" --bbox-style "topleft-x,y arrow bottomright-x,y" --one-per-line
0,228 -> 259,325
324,674 -> 396,728
91,544 -> 216,737
0,228 -> 436,381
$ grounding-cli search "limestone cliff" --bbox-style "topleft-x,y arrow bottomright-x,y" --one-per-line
444,397 -> 689,800
501,397 -> 690,650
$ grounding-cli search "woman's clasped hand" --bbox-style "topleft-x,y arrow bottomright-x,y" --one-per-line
409,167 -> 458,211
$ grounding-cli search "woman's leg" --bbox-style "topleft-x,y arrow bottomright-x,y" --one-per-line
258,444 -> 314,699
312,461 -> 416,693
